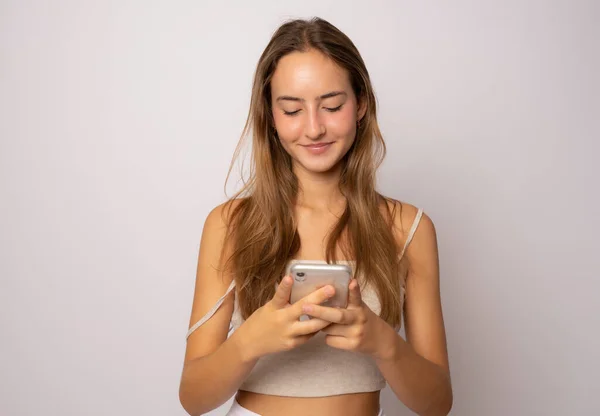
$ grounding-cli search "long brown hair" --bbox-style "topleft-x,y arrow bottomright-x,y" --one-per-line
219,17 -> 406,328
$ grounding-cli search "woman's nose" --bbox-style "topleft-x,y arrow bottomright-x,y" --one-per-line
305,110 -> 326,140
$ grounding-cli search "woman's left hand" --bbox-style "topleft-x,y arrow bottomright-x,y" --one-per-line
301,279 -> 395,360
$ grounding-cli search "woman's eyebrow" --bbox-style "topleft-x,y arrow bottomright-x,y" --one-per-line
276,91 -> 347,102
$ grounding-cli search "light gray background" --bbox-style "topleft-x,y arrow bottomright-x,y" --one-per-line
1,1 -> 598,415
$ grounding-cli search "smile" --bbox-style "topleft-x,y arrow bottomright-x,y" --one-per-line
302,142 -> 333,155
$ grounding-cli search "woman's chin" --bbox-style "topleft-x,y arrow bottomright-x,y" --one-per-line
296,158 -> 342,175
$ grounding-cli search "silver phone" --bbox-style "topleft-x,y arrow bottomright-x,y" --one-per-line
288,263 -> 352,308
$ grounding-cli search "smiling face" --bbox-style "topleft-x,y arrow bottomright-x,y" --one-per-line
270,49 -> 365,175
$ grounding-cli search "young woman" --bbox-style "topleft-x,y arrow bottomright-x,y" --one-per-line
179,17 -> 452,416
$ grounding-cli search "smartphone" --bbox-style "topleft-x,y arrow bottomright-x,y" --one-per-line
288,262 -> 352,309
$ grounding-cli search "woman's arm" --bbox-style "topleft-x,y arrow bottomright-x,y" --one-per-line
374,332 -> 452,415
375,209 -> 452,415
179,203 -> 259,415
180,330 -> 259,415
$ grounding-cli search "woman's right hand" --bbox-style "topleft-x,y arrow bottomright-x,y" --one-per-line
235,275 -> 335,360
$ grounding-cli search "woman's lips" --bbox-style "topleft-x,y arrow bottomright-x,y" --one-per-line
302,142 -> 333,155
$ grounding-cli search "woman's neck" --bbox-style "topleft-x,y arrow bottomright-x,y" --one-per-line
294,163 -> 345,212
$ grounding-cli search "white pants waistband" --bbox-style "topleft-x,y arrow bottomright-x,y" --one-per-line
226,399 -> 385,416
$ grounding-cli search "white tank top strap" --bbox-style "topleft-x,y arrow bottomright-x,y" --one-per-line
186,280 -> 236,341
399,208 -> 424,260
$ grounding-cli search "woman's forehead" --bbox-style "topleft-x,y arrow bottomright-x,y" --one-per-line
271,50 -> 352,99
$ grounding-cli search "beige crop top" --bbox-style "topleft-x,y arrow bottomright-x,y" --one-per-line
186,208 -> 424,397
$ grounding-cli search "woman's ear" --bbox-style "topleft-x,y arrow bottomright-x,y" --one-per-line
357,96 -> 367,122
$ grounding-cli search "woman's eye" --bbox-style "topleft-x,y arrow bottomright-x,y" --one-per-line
283,104 -> 343,116
325,104 -> 343,112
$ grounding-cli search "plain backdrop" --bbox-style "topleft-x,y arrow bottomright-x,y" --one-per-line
1,1 -> 599,415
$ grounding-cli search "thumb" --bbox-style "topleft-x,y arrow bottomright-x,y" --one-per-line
271,275 -> 293,308
347,279 -> 362,308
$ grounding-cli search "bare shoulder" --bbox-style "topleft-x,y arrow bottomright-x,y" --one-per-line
197,199 -> 241,272
200,197 -> 248,285
382,198 -> 436,255
206,197 -> 245,231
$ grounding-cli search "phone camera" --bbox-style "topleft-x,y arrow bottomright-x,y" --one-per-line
295,272 -> 306,282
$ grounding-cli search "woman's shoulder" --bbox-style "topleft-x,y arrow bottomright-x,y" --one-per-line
199,199 -> 249,275
380,197 -> 434,251
205,197 -> 249,228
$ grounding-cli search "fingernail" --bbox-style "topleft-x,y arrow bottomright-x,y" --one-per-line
302,304 -> 313,313
325,286 -> 334,296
